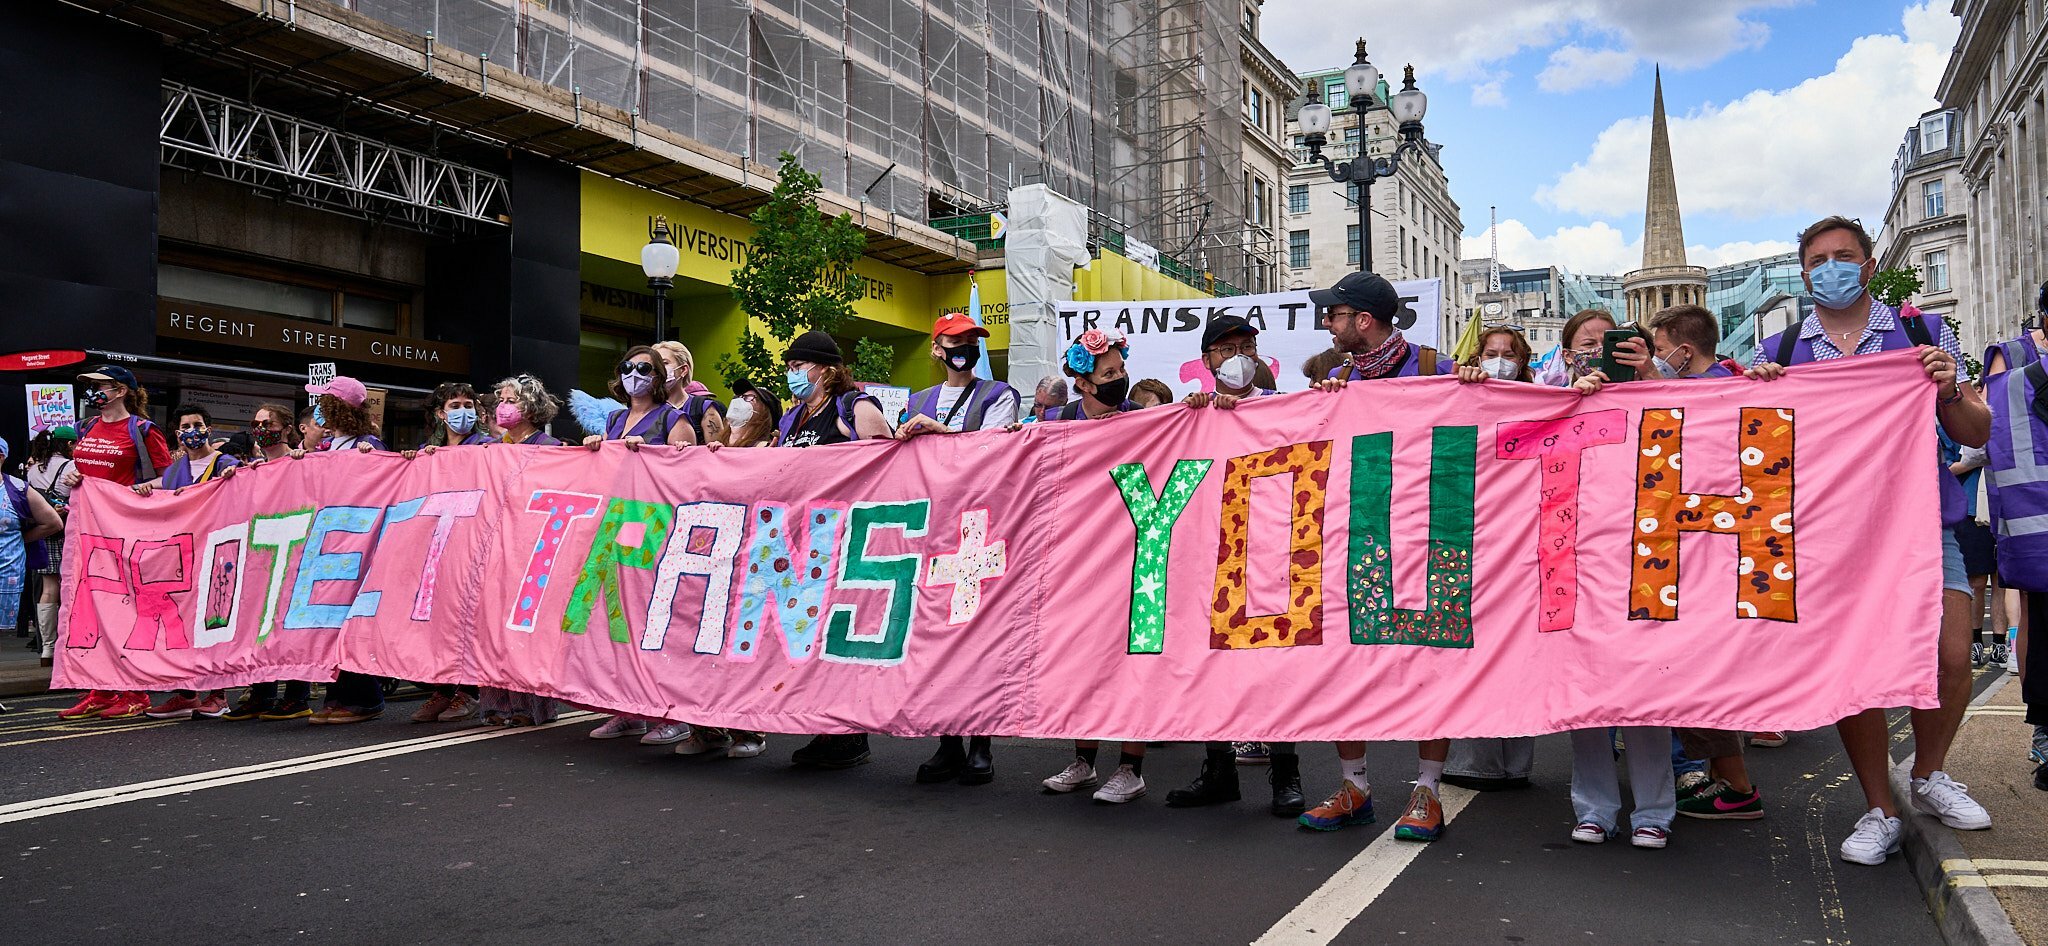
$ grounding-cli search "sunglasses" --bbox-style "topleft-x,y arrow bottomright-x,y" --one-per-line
618,361 -> 658,377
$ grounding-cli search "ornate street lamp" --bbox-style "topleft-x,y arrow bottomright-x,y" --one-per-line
641,215 -> 681,342
1298,39 -> 1431,272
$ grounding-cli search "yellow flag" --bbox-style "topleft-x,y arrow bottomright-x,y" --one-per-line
1449,311 -> 1484,363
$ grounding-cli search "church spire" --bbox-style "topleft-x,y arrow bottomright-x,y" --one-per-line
1640,66 -> 1688,269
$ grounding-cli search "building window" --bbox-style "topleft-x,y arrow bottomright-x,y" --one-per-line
1925,249 -> 1950,291
1246,86 -> 1264,127
1920,113 -> 1949,154
1923,179 -> 1945,218
1290,230 -> 1310,269
1346,224 -> 1361,266
1288,184 -> 1308,214
1343,125 -> 1361,143
1345,181 -> 1359,205
1244,4 -> 1257,33
1251,177 -> 1270,229
1325,80 -> 1348,110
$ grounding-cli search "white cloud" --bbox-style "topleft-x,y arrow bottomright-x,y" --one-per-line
1259,0 -> 1794,83
1471,79 -> 1509,107
1537,45 -> 1640,92
1536,3 -> 1961,223
1460,218 -> 1795,275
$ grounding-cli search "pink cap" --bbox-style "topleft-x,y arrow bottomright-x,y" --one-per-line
305,375 -> 368,407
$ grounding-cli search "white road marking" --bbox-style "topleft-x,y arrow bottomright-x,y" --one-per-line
0,721 -> 179,748
0,711 -> 598,824
1253,785 -> 1478,946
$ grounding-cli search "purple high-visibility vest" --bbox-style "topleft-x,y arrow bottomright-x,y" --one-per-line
1985,333 -> 2041,375
1986,361 -> 2048,590
1326,343 -> 1452,380
907,379 -> 1020,432
1763,319 -> 1966,526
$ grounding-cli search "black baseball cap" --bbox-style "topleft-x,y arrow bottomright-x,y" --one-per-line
77,364 -> 139,389
1309,271 -> 1401,321
1200,314 -> 1260,350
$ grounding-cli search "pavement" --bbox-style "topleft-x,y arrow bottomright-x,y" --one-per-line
3,677 -> 2009,945
0,633 -> 51,699
1903,671 -> 2044,946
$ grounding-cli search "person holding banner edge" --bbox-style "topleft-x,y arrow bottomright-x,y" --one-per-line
1305,271 -> 1453,841
1168,313 -> 1306,817
143,405 -> 242,721
1747,216 -> 1993,865
899,313 -> 1022,787
304,376 -> 392,725
401,383 -> 495,724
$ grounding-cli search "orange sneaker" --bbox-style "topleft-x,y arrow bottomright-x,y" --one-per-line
1297,780 -> 1375,831
1393,785 -> 1445,841
146,694 -> 202,719
58,690 -> 117,720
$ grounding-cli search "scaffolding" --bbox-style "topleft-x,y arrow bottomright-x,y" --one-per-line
333,0 -> 1270,287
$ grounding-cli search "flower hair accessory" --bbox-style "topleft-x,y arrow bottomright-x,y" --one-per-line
1066,328 -> 1130,375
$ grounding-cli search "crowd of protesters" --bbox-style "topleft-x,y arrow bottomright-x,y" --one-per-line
4,215 -> 2041,865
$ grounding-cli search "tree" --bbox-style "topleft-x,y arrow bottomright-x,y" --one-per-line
723,152 -> 876,392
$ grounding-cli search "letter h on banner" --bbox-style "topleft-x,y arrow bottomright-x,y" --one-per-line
1631,408 -> 1797,621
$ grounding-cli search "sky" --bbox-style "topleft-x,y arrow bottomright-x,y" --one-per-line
1257,0 -> 1962,276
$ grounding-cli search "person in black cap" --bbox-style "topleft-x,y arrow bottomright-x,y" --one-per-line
776,330 -> 892,449
1182,314 -> 1276,410
777,331 -> 891,768
1310,271 -> 1450,384
1298,272 -> 1455,844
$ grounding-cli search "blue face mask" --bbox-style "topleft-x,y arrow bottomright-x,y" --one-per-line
1808,259 -> 1868,310
311,403 -> 326,427
445,406 -> 478,435
786,367 -> 815,400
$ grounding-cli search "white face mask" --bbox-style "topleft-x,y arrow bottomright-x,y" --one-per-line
724,397 -> 755,428
1480,357 -> 1520,380
1214,354 -> 1256,390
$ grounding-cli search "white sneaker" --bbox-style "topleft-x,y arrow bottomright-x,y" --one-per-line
1570,822 -> 1609,844
640,721 -> 692,745
1041,759 -> 1099,793
1091,764 -> 1146,803
726,733 -> 767,758
589,716 -> 649,740
1839,807 -> 1902,865
675,729 -> 734,757
1911,771 -> 1993,830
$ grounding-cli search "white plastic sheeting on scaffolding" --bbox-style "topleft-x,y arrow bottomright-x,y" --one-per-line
1004,183 -> 1091,392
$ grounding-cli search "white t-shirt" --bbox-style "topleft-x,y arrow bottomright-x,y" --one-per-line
24,456 -> 73,504
933,383 -> 1020,432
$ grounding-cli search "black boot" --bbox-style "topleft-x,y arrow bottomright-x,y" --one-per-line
1166,749 -> 1241,807
917,735 -> 967,783
808,733 -> 872,769
959,735 -> 995,785
1269,753 -> 1306,817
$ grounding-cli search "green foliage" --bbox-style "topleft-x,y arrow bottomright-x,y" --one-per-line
850,337 -> 896,384
720,151 -> 870,390
1943,315 -> 1983,379
1868,266 -> 1923,309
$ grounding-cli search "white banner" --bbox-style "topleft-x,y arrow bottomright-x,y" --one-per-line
1053,279 -> 1443,396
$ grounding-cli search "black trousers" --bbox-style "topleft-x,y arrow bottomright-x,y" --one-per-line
2025,593 -> 2048,727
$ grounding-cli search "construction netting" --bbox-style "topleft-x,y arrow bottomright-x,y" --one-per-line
346,0 -> 1262,287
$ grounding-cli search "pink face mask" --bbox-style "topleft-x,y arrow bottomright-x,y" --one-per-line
494,401 -> 523,429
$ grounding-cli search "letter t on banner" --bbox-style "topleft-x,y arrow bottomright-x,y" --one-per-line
1495,410 -> 1628,632
1632,407 -> 1797,621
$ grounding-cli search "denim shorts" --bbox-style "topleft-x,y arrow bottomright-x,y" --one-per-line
1942,525 -> 1971,596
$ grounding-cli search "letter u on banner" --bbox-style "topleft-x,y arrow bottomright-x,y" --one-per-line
1631,407 -> 1797,621
1347,427 -> 1477,647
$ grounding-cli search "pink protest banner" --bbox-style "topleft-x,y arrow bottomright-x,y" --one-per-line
55,352 -> 1942,740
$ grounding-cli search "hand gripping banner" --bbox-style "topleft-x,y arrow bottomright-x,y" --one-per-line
54,352 -> 1943,740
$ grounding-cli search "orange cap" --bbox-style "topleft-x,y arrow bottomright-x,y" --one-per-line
932,312 -> 989,339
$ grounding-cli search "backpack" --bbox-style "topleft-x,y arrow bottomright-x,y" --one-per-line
78,414 -> 160,483
680,394 -> 725,443
776,390 -> 883,445
1331,344 -> 1441,380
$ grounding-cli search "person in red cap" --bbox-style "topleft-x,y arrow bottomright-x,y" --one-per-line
896,312 -> 1021,786
897,312 -> 1022,439
56,365 -> 173,722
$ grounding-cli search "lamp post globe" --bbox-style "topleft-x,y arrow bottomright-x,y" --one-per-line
1391,64 -> 1428,129
642,214 -> 681,343
1342,39 -> 1378,108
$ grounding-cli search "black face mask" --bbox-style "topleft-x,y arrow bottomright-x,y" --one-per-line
942,344 -> 981,373
1089,376 -> 1129,407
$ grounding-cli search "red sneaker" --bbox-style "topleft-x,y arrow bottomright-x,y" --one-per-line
146,694 -> 202,719
98,693 -> 151,720
1749,731 -> 1789,748
194,691 -> 231,719
58,690 -> 117,720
